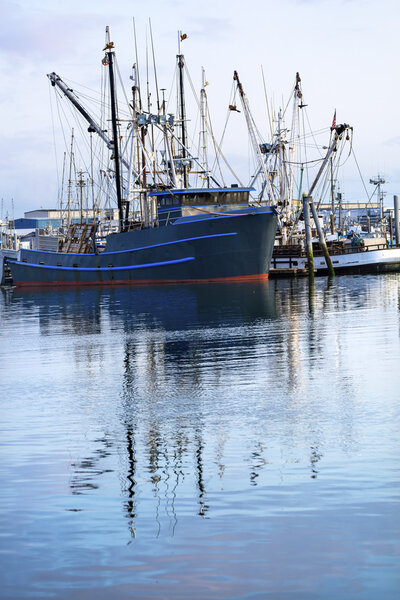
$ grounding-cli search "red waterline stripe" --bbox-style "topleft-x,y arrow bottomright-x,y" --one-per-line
13,272 -> 269,288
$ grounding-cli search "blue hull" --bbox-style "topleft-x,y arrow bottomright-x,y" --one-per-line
9,208 -> 277,287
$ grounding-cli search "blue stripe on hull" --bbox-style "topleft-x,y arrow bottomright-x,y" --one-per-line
8,256 -> 195,272
20,231 -> 237,258
172,210 -> 274,226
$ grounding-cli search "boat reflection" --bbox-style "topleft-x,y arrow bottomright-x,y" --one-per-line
3,275 -> 394,539
17,281 -> 276,537
6,280 -> 275,328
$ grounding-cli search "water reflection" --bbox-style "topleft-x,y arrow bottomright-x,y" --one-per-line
7,280 -> 275,331
69,434 -> 114,495
2,276 -> 400,535
2,276 -> 400,598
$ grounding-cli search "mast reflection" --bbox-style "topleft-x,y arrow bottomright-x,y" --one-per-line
6,277 -> 374,538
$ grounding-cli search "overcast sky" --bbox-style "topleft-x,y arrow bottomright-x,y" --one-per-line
1,0 -> 399,216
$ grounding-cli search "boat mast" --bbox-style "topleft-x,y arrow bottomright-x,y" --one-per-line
330,158 -> 335,234
288,73 -> 302,214
76,169 -> 86,224
200,68 -> 210,187
161,88 -> 178,187
60,151 -> 67,230
177,32 -> 188,188
104,28 -> 125,232
89,132 -> 96,224
131,21 -> 148,223
280,72 -> 303,243
277,109 -> 285,204
150,19 -> 160,187
127,64 -> 139,217
67,130 -> 75,229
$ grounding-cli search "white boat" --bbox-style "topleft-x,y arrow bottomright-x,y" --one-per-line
270,235 -> 400,276
231,71 -> 400,277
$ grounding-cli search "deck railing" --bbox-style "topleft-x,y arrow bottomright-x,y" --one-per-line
271,241 -> 390,269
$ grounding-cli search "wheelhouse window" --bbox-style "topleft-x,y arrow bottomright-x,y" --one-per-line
154,189 -> 250,207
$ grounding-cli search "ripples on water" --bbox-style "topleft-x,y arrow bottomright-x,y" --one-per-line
0,275 -> 399,599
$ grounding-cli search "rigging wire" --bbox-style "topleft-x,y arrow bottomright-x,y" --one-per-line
149,18 -> 160,111
352,148 -> 379,207
183,62 -> 241,186
48,82 -> 61,200
206,103 -> 226,186
114,57 -> 134,119
53,86 -> 113,212
303,109 -> 325,161
210,81 -> 237,182
260,65 -> 273,140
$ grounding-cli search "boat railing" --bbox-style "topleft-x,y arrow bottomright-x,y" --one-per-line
271,240 -> 390,269
320,242 -> 389,256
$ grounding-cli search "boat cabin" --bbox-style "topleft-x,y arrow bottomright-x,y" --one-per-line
149,187 -> 254,226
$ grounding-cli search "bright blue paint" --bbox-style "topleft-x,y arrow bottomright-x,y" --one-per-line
103,232 -> 237,256
8,256 -> 195,273
172,210 -> 274,226
21,232 -> 238,258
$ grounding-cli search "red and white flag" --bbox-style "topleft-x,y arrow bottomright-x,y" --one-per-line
331,109 -> 336,129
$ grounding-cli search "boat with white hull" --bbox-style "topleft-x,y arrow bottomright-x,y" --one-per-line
270,238 -> 400,276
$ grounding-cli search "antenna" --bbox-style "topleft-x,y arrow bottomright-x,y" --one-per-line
132,18 -> 142,110
149,19 -> 160,112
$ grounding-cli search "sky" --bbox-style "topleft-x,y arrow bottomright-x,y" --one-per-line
1,0 -> 399,217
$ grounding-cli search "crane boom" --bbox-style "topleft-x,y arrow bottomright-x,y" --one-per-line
233,70 -> 276,204
47,71 -> 132,173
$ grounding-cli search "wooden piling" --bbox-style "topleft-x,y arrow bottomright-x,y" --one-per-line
394,195 -> 399,247
309,196 -> 335,277
303,194 -> 314,281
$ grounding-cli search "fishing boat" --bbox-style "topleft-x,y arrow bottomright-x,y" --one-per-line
230,69 -> 400,277
267,157 -> 400,277
269,234 -> 400,276
7,29 -> 277,287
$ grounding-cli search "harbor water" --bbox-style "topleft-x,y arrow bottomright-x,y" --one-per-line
0,275 -> 399,599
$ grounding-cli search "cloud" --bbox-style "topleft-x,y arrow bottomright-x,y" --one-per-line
1,15 -> 94,60
1,0 -> 400,214
187,17 -> 234,40
384,137 -> 400,146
